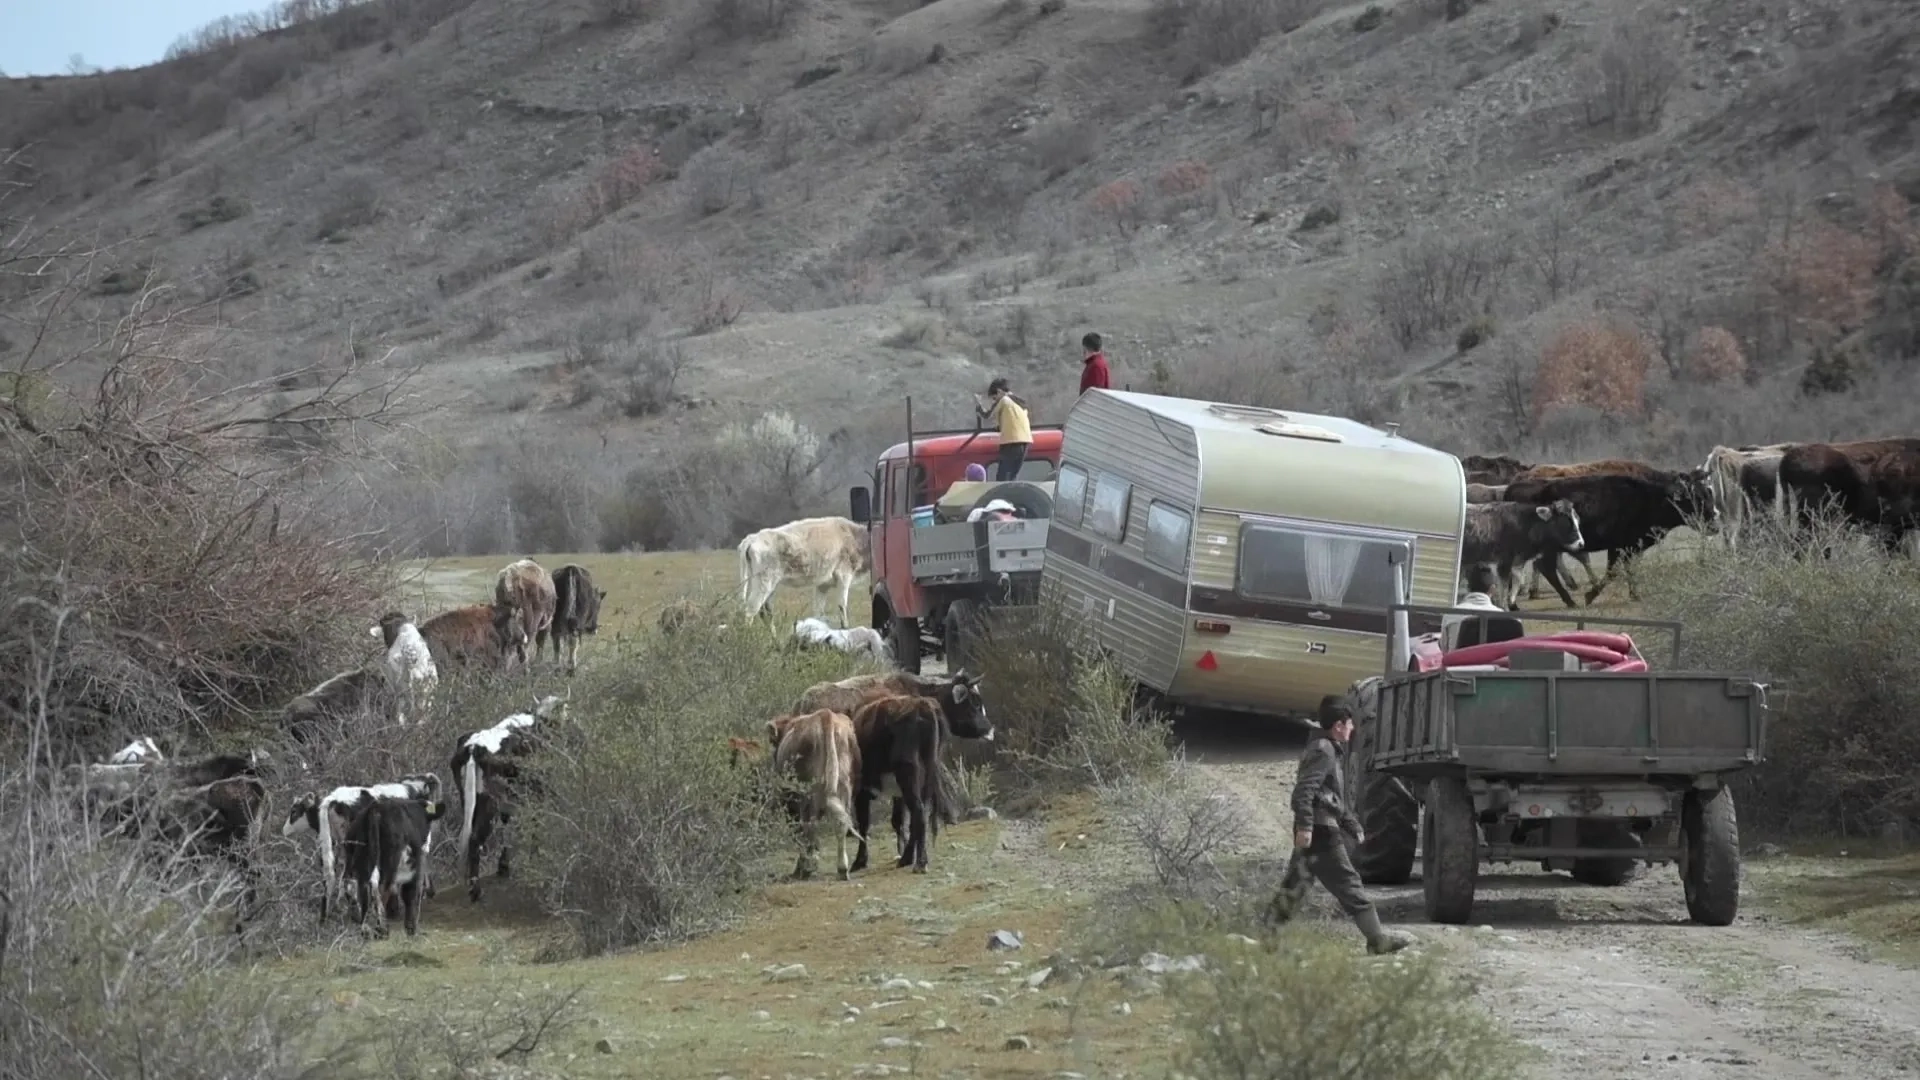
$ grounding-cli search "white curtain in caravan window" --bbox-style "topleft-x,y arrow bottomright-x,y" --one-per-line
1303,534 -> 1365,606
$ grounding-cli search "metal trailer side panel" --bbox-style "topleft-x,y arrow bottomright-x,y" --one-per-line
1373,670 -> 1768,777
1044,393 -> 1203,691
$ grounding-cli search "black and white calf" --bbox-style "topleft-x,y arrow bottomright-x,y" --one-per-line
282,772 -> 442,920
451,694 -> 567,903
1461,498 -> 1587,609
341,793 -> 448,938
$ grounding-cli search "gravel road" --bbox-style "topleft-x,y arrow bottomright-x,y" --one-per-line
1175,711 -> 1920,1080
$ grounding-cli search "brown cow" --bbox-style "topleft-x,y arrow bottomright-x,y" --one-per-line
1511,458 -> 1671,483
793,669 -> 993,830
495,559 -> 558,670
1779,439 -> 1920,533
766,710 -> 866,880
1461,454 -> 1532,485
848,694 -> 950,874
418,603 -> 521,673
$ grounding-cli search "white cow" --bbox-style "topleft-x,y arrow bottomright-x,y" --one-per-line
370,611 -> 440,724
1701,443 -> 1796,547
793,616 -> 892,664
737,516 -> 871,629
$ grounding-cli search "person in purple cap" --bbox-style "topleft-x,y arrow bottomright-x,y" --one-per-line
964,463 -> 987,481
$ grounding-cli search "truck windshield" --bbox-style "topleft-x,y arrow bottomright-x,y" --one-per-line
1237,523 -> 1411,611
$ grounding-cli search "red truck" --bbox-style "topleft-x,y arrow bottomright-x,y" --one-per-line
848,401 -> 1063,673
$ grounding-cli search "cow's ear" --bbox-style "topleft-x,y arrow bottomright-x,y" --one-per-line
1534,504 -> 1552,520
951,682 -> 970,703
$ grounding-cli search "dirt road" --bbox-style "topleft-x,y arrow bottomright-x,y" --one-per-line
1177,713 -> 1920,1080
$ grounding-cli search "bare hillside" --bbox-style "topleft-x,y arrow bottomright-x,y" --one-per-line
4,0 -> 1918,553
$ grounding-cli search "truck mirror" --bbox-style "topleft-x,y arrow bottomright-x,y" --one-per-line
849,486 -> 871,523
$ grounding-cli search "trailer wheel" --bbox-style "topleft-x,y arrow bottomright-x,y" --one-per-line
888,613 -> 922,675
1570,821 -> 1643,886
1422,776 -> 1478,924
1354,770 -> 1419,885
1680,787 -> 1740,926
943,599 -> 984,673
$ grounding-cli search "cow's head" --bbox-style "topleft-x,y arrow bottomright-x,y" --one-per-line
282,791 -> 320,837
1674,468 -> 1721,530
941,669 -> 993,741
1535,499 -> 1585,553
531,694 -> 567,724
728,735 -> 765,769
371,611 -> 414,649
401,771 -> 442,801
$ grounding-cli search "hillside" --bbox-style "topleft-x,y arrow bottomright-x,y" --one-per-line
4,0 -> 1918,555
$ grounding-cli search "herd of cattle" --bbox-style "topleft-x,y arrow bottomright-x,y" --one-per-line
69,547 -> 991,940
1457,437 -> 1920,609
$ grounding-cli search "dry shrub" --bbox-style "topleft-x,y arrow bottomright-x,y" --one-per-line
1090,178 -> 1145,234
1028,119 -> 1098,181
1867,183 -> 1918,267
314,169 -> 382,239
709,0 -> 800,39
1072,892 -> 1522,1080
1143,336 -> 1294,409
1371,229 -> 1516,349
1640,513 -> 1920,838
541,145 -> 658,245
1152,0 -> 1328,77
680,144 -> 756,217
1582,9 -> 1681,133
631,410 -> 850,549
963,601 -> 1171,809
1685,325 -> 1747,383
518,622 -> 872,954
1531,317 -> 1651,423
1760,220 -> 1880,337
1099,755 -> 1248,896
1672,177 -> 1759,242
1292,98 -> 1360,160
1156,160 -> 1212,197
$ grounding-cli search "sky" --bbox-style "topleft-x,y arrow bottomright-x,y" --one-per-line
1,0 -> 266,76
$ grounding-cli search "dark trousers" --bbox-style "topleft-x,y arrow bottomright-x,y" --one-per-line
1269,826 -> 1373,923
995,441 -> 1029,481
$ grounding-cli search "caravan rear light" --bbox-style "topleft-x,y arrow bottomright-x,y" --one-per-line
1193,619 -> 1231,634
1195,650 -> 1219,671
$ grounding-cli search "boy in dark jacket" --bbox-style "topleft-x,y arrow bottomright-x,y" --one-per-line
1079,332 -> 1111,395
1266,695 -> 1416,954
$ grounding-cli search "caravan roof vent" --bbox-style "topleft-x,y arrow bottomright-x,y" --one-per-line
1256,420 -> 1344,443
1207,402 -> 1290,423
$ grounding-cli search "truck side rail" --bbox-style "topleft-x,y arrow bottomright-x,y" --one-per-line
1382,602 -> 1684,676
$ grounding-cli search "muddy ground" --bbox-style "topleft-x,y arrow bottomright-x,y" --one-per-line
1183,712 -> 1920,1080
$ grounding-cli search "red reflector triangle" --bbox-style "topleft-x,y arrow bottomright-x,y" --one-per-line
1196,650 -> 1218,671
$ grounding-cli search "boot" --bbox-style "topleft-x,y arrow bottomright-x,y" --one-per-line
1353,907 -> 1415,954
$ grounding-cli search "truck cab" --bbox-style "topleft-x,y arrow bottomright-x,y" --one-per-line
849,419 -> 1063,673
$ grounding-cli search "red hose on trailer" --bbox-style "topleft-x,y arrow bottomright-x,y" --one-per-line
1441,637 -> 1632,668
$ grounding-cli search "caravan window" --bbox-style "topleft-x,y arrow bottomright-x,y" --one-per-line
1236,524 -> 1411,611
1144,502 -> 1192,572
1055,464 -> 1088,527
1088,472 -> 1132,542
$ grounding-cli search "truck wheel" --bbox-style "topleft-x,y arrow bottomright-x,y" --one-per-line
888,613 -> 921,675
1570,821 -> 1643,886
944,599 -> 983,673
1680,787 -> 1740,926
1422,776 -> 1478,924
1354,770 -> 1419,885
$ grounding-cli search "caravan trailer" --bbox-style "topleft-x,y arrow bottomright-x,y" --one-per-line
1039,390 -> 1468,720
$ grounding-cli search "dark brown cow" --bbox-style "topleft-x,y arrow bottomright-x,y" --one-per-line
1779,439 -> 1920,545
495,558 -> 558,670
848,694 -> 950,874
418,603 -> 521,673
1505,471 -> 1720,602
1461,454 -> 1532,485
341,794 -> 446,938
1511,458 -> 1672,483
793,669 -> 993,830
540,564 -> 605,673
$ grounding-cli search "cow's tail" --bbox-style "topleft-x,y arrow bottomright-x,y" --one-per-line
318,802 -> 337,917
922,703 -> 956,837
824,726 -> 864,845
459,750 -> 481,869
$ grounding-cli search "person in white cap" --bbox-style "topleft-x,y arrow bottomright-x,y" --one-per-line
965,498 -> 1018,523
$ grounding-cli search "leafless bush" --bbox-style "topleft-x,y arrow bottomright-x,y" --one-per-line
1100,756 -> 1249,897
1152,0 -> 1328,76
709,0 -> 800,40
1582,11 -> 1682,133
636,410 -> 845,548
1146,336 -> 1295,409
855,91 -> 926,145
1027,119 -> 1098,181
1527,201 -> 1588,303
615,339 -> 687,417
680,144 -> 757,216
314,169 -> 382,240
1370,228 -> 1516,348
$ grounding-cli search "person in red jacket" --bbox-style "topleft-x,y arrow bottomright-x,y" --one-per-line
1079,332 -> 1111,395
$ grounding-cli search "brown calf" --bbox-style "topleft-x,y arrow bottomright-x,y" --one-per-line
418,603 -> 521,673
766,710 -> 865,880
794,669 -> 993,832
